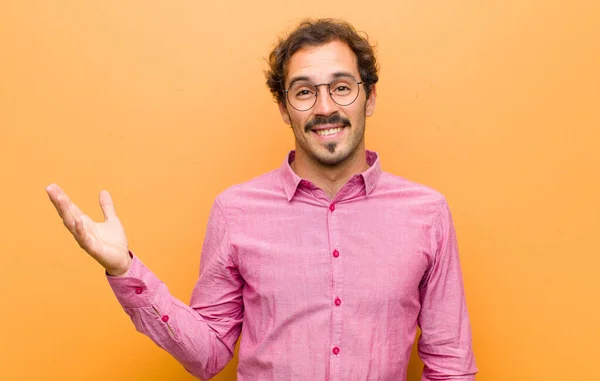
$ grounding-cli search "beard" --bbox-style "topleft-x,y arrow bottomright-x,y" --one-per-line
290,111 -> 366,167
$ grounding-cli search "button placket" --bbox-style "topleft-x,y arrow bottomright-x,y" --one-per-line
328,202 -> 343,380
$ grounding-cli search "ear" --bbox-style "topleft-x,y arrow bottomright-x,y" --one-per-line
278,101 -> 292,125
365,84 -> 377,117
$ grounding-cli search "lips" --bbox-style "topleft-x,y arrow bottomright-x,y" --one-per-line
310,124 -> 346,140
314,126 -> 344,136
305,114 -> 351,133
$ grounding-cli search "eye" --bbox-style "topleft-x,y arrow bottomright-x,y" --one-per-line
331,82 -> 353,96
293,86 -> 316,99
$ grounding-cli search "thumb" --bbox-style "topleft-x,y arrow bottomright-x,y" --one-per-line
99,190 -> 118,221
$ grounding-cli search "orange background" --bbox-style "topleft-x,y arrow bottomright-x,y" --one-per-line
1,1 -> 599,380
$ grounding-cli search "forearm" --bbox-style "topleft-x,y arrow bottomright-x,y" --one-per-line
107,255 -> 235,380
419,326 -> 477,381
418,199 -> 478,380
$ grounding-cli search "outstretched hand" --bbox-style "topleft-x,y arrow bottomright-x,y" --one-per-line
46,184 -> 131,276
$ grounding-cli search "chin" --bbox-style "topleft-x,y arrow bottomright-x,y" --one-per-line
313,149 -> 352,166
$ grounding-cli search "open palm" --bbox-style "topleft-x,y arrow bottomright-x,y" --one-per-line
46,183 -> 131,276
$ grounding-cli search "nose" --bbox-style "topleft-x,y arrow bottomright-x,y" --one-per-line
312,84 -> 337,117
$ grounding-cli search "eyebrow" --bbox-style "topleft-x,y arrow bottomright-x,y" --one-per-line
286,72 -> 359,89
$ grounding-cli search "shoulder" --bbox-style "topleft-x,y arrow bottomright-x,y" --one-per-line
212,168 -> 286,212
375,170 -> 448,209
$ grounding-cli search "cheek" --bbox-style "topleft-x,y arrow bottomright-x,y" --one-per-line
289,112 -> 308,130
343,109 -> 361,125
351,102 -> 368,121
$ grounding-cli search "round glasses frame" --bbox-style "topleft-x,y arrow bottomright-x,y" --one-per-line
283,78 -> 364,111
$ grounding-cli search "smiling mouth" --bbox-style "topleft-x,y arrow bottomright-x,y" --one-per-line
315,126 -> 344,136
305,113 -> 351,133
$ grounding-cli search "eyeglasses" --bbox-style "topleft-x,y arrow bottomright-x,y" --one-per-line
283,77 -> 364,111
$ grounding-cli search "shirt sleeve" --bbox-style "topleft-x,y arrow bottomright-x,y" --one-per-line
106,199 -> 244,380
417,199 -> 478,380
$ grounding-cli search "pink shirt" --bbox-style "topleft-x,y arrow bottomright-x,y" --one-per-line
108,151 -> 477,380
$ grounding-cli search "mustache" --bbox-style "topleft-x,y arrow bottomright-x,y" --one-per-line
304,114 -> 351,132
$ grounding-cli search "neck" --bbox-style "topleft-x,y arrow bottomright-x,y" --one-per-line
291,147 -> 369,199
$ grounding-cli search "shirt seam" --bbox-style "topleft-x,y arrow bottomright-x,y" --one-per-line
213,198 -> 238,269
424,196 -> 446,285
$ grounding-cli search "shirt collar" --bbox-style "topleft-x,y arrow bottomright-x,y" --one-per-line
280,150 -> 382,201
362,150 -> 381,196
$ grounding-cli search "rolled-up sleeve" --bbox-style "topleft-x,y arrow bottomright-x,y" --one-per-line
418,199 -> 478,380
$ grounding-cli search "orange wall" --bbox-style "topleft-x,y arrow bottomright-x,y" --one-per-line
1,1 -> 599,380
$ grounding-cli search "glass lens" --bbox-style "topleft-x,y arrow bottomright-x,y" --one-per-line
288,83 -> 317,111
329,78 -> 358,106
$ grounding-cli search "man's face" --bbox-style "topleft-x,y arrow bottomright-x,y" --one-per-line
278,40 -> 376,166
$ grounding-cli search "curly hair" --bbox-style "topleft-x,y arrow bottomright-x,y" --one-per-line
266,18 -> 379,105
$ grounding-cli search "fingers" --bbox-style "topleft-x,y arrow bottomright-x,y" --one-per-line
45,183 -> 64,212
99,190 -> 118,221
46,183 -> 117,226
45,183 -> 85,233
46,184 -> 75,224
73,214 -> 91,250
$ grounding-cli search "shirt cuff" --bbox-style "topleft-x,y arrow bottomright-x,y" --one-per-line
106,252 -> 162,308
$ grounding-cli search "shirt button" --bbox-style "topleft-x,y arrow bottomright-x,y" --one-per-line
161,315 -> 169,323
329,203 -> 335,212
134,287 -> 143,295
334,297 -> 341,306
332,249 -> 339,258
332,346 -> 340,355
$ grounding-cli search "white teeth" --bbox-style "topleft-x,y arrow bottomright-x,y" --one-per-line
316,127 -> 343,136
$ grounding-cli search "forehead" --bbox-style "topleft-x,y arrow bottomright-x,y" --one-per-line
285,40 -> 359,85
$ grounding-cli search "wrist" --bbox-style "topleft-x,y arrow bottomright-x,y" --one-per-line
106,251 -> 133,277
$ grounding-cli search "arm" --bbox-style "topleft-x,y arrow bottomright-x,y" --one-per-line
108,200 -> 243,379
46,185 -> 243,380
417,199 -> 478,380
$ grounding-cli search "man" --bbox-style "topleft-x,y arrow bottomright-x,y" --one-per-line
47,19 -> 477,381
